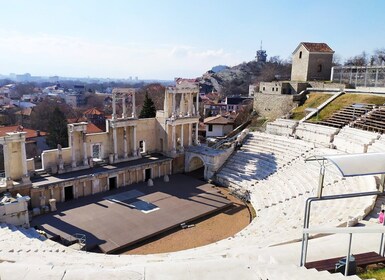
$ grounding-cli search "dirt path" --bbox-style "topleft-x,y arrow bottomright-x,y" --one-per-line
122,187 -> 252,255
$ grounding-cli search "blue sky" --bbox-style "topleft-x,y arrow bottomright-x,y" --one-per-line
0,0 -> 384,80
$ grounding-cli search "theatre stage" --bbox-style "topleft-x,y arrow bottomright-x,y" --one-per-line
32,174 -> 232,253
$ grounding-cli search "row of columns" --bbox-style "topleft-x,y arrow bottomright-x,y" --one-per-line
46,160 -> 172,204
69,124 -> 138,167
171,92 -> 199,118
171,122 -> 199,152
112,125 -> 137,161
112,93 -> 136,120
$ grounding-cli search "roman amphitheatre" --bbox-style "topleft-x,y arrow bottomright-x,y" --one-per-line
2,42 -> 385,279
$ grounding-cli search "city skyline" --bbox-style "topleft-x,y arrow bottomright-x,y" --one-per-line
1,0 -> 384,80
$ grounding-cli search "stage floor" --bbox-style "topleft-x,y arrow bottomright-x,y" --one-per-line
31,174 -> 232,253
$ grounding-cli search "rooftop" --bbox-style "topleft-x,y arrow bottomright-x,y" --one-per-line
299,42 -> 334,53
0,125 -> 46,138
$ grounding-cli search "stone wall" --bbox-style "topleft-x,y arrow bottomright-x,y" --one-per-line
254,93 -> 296,120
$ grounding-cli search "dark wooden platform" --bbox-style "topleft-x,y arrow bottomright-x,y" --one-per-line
305,251 -> 385,272
32,174 -> 232,253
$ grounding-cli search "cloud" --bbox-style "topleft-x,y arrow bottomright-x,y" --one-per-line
0,31 -> 239,79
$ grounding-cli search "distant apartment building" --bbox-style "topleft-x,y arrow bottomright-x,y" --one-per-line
64,85 -> 86,108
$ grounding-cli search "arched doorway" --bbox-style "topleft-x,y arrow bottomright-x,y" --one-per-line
187,156 -> 205,180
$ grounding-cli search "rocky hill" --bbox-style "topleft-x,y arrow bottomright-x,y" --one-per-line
197,59 -> 291,97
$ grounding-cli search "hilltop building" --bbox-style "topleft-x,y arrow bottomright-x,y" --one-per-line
291,42 -> 334,81
253,42 -> 339,119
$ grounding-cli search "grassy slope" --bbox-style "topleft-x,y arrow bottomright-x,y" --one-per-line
291,93 -> 385,122
360,268 -> 385,279
291,93 -> 332,120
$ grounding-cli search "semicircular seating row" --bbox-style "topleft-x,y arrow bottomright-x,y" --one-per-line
0,130 -> 377,280
267,118 -> 384,153
215,131 -> 377,247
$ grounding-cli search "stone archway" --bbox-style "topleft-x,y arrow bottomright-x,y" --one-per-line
187,156 -> 205,179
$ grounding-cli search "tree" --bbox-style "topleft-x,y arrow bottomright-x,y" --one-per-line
139,93 -> 156,118
46,107 -> 68,148
344,51 -> 369,66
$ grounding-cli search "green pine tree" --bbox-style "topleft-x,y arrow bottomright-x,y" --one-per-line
46,107 -> 69,148
139,92 -> 156,118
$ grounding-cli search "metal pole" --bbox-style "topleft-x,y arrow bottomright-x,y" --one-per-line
380,231 -> 384,256
300,198 -> 312,266
317,165 -> 325,198
345,233 -> 352,276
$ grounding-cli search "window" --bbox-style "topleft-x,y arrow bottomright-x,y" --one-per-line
91,143 -> 102,159
317,64 -> 323,72
262,87 -> 265,91
208,124 -> 213,132
299,51 -> 302,59
272,88 -> 274,92
139,140 -> 146,153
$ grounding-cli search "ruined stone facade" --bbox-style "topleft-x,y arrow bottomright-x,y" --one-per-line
0,79 -> 201,214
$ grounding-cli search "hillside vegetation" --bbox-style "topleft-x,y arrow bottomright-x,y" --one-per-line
197,59 -> 291,96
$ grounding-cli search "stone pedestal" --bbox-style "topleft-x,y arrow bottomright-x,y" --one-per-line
49,199 -> 57,212
147,179 -> 154,187
163,175 -> 169,182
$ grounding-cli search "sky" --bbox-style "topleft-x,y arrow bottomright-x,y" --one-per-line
0,0 -> 384,80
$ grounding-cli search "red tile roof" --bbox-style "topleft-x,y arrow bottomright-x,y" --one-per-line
204,115 -> 234,125
86,123 -> 104,133
0,126 -> 46,138
83,107 -> 104,115
301,42 -> 334,53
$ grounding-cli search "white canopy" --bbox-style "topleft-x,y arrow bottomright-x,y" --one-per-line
306,152 -> 385,177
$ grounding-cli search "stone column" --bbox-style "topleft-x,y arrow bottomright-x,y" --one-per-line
61,187 -> 65,202
180,93 -> 185,117
113,127 -> 118,161
180,124 -> 184,152
122,96 -> 127,118
188,123 -> 192,146
158,164 -> 161,178
189,92 -> 193,116
20,140 -> 28,176
73,184 -> 78,199
132,93 -> 136,118
112,93 -> 117,120
70,130 -> 76,168
195,122 -> 199,145
2,142 -> 10,178
83,182 -> 86,197
195,93 -> 199,117
172,93 -> 176,118
123,127 -> 128,158
82,132 -> 88,166
171,125 -> 176,153
132,126 -> 137,156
